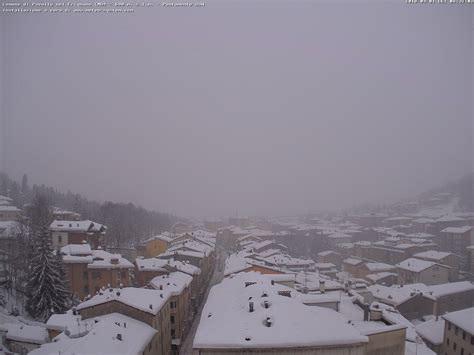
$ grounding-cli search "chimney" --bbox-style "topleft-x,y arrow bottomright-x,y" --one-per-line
159,285 -> 163,290
111,257 -> 119,265
265,317 -> 272,327
249,301 -> 254,312
319,280 -> 326,294
264,300 -> 270,309
117,334 -> 122,341
271,280 -> 275,286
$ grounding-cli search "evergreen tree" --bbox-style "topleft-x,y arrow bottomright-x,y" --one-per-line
25,224 -> 70,321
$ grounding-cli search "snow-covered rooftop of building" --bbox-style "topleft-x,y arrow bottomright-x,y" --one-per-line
343,258 -> 364,266
0,323 -> 48,345
87,250 -> 133,269
365,272 -> 397,283
413,250 -> 456,261
46,310 -> 96,337
327,232 -> 352,239
365,262 -> 395,272
61,244 -> 92,256
149,271 -> 193,295
443,307 -> 474,334
31,313 -> 156,355
159,250 -> 206,259
136,257 -> 201,275
415,317 -> 444,345
0,221 -> 19,238
396,258 -> 439,273
76,287 -> 170,315
435,215 -> 465,223
426,281 -> 474,298
441,226 -> 473,234
369,284 -> 428,306
0,205 -> 20,213
193,272 -> 367,349
143,233 -> 173,244
317,250 -> 341,257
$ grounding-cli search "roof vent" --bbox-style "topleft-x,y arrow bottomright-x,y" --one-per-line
160,293 -> 163,298
159,285 -> 163,290
262,292 -> 268,298
263,300 -> 270,309
265,317 -> 272,327
149,304 -> 153,310
271,280 -> 275,285
249,301 -> 254,312
117,334 -> 122,341
245,337 -> 251,341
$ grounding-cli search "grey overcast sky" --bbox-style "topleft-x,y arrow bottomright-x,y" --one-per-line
1,2 -> 473,218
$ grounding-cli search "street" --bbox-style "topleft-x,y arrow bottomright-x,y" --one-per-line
179,246 -> 225,355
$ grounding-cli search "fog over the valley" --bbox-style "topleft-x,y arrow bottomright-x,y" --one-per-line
1,3 -> 473,218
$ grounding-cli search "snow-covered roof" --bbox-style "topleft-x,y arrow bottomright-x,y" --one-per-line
31,313 -> 156,355
136,257 -> 201,275
413,250 -> 456,261
87,250 -> 134,269
426,281 -> 474,299
443,307 -> 474,334
317,250 -> 341,257
251,240 -> 275,251
441,226 -> 473,234
149,271 -> 193,295
435,215 -> 464,223
50,220 -> 94,232
0,221 -> 19,238
343,258 -> 364,266
365,262 -> 395,272
415,318 -> 444,345
0,195 -> 12,202
76,287 -> 170,315
159,250 -> 206,259
143,233 -> 173,244
46,310 -> 96,337
396,258 -> 442,273
369,284 -> 428,306
327,232 -> 352,239
61,244 -> 92,256
365,272 -> 397,283
0,323 -> 48,345
193,272 -> 367,349
0,205 -> 20,212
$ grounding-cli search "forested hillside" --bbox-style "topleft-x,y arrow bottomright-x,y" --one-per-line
0,172 -> 180,247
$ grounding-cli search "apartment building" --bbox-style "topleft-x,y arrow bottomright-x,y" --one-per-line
77,287 -> 172,355
60,244 -> 133,300
396,258 -> 450,286
50,219 -> 107,249
442,307 -> 474,355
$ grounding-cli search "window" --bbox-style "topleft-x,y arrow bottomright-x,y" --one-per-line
83,271 -> 88,279
171,329 -> 176,339
447,338 -> 450,345
58,235 -> 62,243
171,301 -> 177,309
461,348 -> 464,355
170,315 -> 175,324
454,342 -> 457,351
448,323 -> 452,331
455,327 -> 459,335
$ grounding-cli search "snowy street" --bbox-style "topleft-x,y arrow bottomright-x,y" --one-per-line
179,246 -> 225,355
